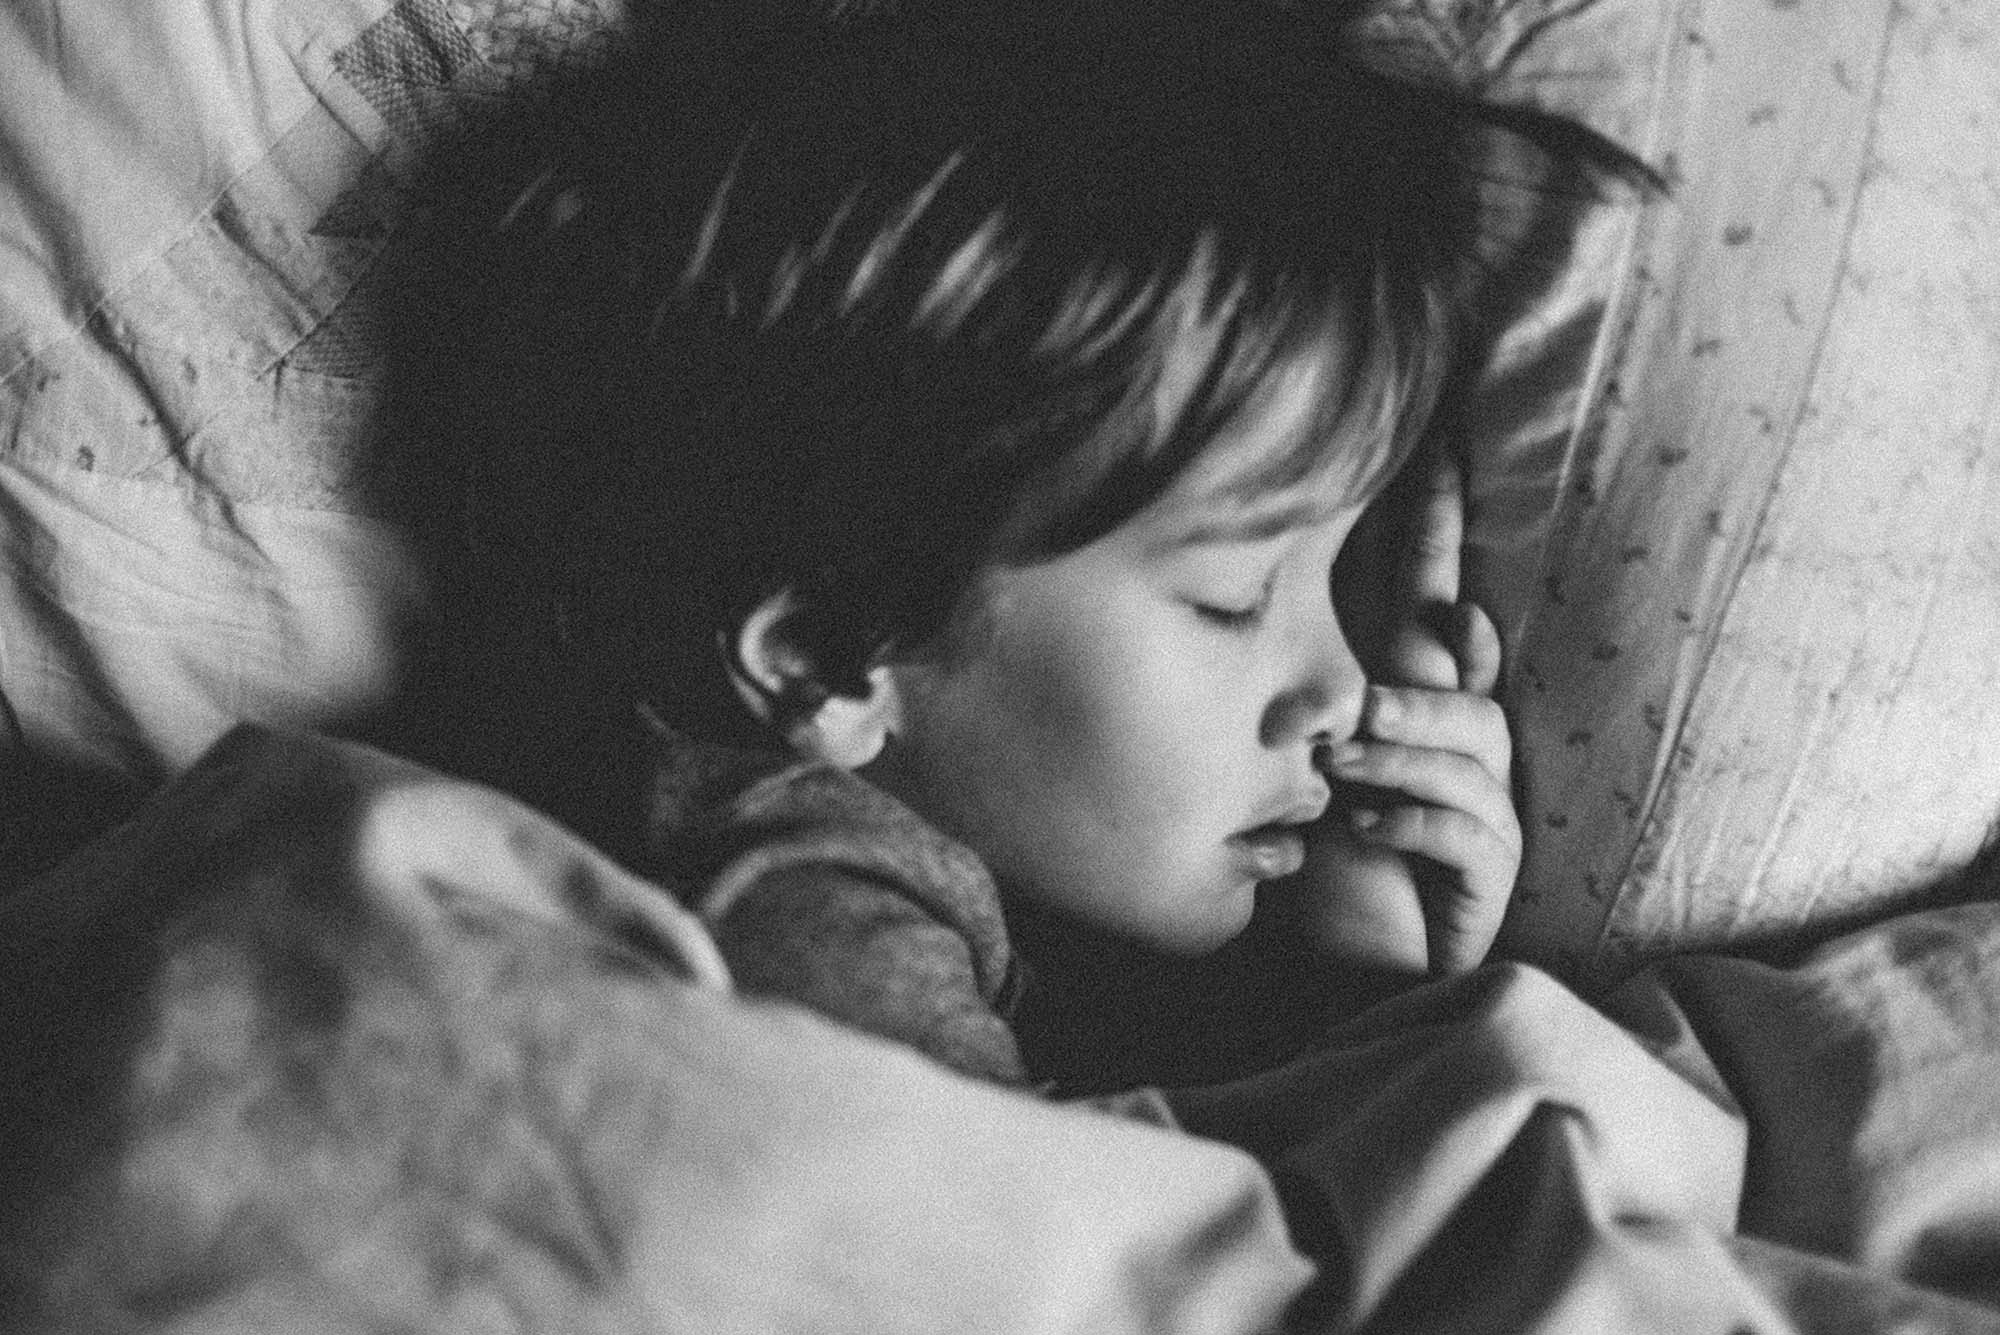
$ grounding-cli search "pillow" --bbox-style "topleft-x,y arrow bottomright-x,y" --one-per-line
0,0 -> 636,880
1449,0 -> 2000,981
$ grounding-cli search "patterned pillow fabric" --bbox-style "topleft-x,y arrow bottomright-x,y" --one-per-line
1415,0 -> 2000,982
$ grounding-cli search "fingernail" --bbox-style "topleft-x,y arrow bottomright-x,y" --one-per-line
1367,687 -> 1399,727
1323,740 -> 1365,769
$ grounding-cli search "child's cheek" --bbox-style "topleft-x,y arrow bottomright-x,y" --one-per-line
975,577 -> 1130,751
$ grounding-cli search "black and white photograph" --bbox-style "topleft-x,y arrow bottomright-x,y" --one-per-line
2,1 -> 1998,1330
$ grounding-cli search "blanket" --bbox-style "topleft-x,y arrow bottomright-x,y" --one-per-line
6,725 -> 1999,1333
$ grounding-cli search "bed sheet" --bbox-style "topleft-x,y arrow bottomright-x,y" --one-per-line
0,725 -> 1310,1335
6,3 -> 1999,1330
7,724 -> 2000,1333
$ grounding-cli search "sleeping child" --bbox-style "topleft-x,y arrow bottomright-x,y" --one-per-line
390,0 -> 1650,1094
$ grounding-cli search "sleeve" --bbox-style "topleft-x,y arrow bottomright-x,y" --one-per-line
0,723 -> 1312,1335
638,723 -> 1028,1086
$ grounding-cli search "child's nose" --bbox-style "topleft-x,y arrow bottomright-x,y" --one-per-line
1258,613 -> 1367,749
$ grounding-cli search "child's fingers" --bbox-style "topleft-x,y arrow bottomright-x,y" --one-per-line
1347,805 -> 1515,973
1323,741 -> 1519,847
1360,685 -> 1511,783
1384,599 -> 1502,696
1453,601 -> 1503,697
1377,452 -> 1468,691
1427,879 -> 1511,976
1383,619 -> 1460,692
1401,450 -> 1464,609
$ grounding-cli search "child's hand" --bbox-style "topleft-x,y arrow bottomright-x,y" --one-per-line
1297,452 -> 1521,976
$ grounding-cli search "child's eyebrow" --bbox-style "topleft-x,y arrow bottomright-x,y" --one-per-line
1170,497 -> 1330,547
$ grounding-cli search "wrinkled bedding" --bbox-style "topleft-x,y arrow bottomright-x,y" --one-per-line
5,725 -> 2000,1333
5,1 -> 2000,1331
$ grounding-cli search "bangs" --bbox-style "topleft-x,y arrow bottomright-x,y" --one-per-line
630,128 -> 1459,575
432,0 -> 1653,709
989,229 -> 1457,559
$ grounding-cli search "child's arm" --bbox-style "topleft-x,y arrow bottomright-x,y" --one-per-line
1299,452 -> 1522,977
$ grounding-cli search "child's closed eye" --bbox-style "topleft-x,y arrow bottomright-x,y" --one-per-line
1184,575 -> 1275,631
1168,545 -> 1283,631
1189,599 -> 1266,630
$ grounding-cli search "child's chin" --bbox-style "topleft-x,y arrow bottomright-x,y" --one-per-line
1142,890 -> 1257,957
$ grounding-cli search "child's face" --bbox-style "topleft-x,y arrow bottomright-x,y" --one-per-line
862,351 -> 1381,953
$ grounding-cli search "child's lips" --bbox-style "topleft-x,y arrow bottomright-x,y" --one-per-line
1230,824 -> 1308,881
1228,783 -> 1328,881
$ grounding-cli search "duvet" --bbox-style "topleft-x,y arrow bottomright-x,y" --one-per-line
4,725 -> 1999,1333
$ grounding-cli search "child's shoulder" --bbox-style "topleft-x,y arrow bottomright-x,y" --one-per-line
637,721 -> 1027,1084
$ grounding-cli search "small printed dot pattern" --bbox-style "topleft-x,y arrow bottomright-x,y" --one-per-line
1446,0 -> 2000,985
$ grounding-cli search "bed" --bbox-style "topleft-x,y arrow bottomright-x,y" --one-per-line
4,0 -> 2000,1330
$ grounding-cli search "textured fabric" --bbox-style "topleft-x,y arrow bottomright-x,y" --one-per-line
0,0 -> 638,874
640,721 -> 1027,1085
0,0 -> 417,806
7,4 -> 2000,1329
0,725 -> 1310,1335
14,725 -> 2000,1331
1452,0 -> 2000,980
1168,962 -> 1771,1332
1650,901 -> 2000,1308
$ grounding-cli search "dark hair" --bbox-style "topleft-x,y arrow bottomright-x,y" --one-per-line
391,0 -> 1649,801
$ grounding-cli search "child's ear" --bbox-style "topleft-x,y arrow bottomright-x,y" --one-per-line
728,588 -> 902,769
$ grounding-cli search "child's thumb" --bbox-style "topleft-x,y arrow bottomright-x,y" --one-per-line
1383,605 -> 1461,691
1455,601 -> 1504,696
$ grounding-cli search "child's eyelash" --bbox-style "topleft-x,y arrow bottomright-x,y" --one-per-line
1183,569 -> 1278,631
1188,585 -> 1273,630
1176,567 -> 1272,631
1192,602 -> 1265,629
